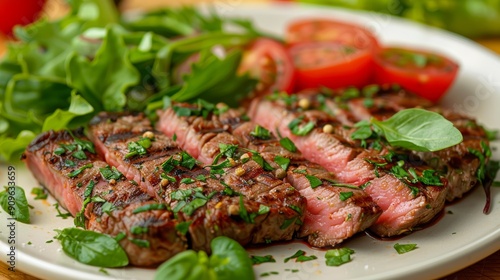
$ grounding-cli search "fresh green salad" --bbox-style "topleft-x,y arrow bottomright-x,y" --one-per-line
0,0 -> 262,162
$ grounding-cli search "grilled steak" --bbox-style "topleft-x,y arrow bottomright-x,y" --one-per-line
248,93 -> 449,236
324,87 -> 489,201
89,112 -> 306,251
22,130 -> 187,266
157,104 -> 382,246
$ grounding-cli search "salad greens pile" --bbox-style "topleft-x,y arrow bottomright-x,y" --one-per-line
0,0 -> 260,162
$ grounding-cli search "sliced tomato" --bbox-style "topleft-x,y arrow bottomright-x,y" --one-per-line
373,47 -> 459,102
289,41 -> 374,90
239,38 -> 295,96
285,19 -> 378,91
0,0 -> 46,35
285,18 -> 379,51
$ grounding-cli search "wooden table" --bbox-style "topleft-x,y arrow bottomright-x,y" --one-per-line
0,0 -> 499,279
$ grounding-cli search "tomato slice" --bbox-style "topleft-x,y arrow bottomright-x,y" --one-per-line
0,0 -> 46,35
239,38 -> 295,96
290,41 -> 374,90
373,47 -> 459,102
285,19 -> 379,91
285,18 -> 379,51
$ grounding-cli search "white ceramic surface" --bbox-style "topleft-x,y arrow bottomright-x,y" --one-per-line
1,3 -> 499,280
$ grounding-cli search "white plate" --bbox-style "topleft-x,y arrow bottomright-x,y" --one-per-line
1,3 -> 500,280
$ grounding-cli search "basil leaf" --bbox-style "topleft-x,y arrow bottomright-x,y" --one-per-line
209,236 -> 255,280
154,236 -> 254,280
325,248 -> 355,266
55,228 -> 128,267
371,108 -> 463,152
393,243 -> 418,254
0,186 -> 31,223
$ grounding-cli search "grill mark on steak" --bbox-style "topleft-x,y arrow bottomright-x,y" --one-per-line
248,93 -> 449,237
157,104 -> 382,246
90,112 -> 306,250
23,130 -> 187,266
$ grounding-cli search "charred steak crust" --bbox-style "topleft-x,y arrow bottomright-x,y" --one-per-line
23,130 -> 187,266
89,112 -> 306,251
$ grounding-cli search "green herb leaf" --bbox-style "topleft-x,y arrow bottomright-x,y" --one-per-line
279,137 -> 297,152
250,125 -> 271,140
325,248 -> 355,266
251,255 -> 276,265
99,165 -> 123,181
305,175 -> 322,189
55,227 -> 129,267
132,203 -> 167,214
175,221 -> 192,235
371,109 -> 463,152
0,186 -> 30,223
394,243 -> 418,254
31,187 -> 48,200
68,163 -> 93,178
154,236 -> 254,280
339,192 -> 354,201
274,156 -> 290,171
288,117 -> 315,136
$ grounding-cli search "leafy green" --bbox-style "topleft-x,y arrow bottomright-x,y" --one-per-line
274,156 -> 291,171
325,248 -> 355,266
154,236 -> 254,280
370,108 -> 463,152
251,255 -> 276,265
0,186 -> 31,223
284,250 -> 317,263
55,227 -> 129,267
279,137 -> 297,152
0,2 -> 259,162
393,243 -> 418,254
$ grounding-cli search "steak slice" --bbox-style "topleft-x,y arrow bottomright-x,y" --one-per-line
249,93 -> 448,236
329,87 -> 490,201
90,112 -> 306,250
22,130 -> 187,266
157,103 -> 382,246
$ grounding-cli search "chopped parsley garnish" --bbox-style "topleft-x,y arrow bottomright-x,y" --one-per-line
74,180 -> 96,227
238,196 -> 270,224
129,238 -> 150,248
131,226 -> 148,235
250,125 -> 271,140
53,203 -> 71,219
339,192 -> 354,201
31,187 -> 47,200
132,203 -> 167,214
325,248 -> 355,266
114,232 -> 126,242
251,255 -> 276,265
274,155 -> 290,171
180,178 -> 196,184
99,165 -> 123,181
160,173 -> 177,182
68,163 -> 93,178
284,250 -> 317,263
125,137 -> 151,159
288,205 -> 302,215
305,175 -> 322,189
251,152 -> 274,171
288,117 -> 315,136
279,137 -> 297,152
175,221 -> 192,235
393,243 -> 418,254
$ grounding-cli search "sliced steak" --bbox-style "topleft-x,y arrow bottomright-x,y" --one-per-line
328,87 -> 489,201
249,93 -> 449,236
158,103 -> 382,246
22,130 -> 187,266
90,112 -> 306,250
